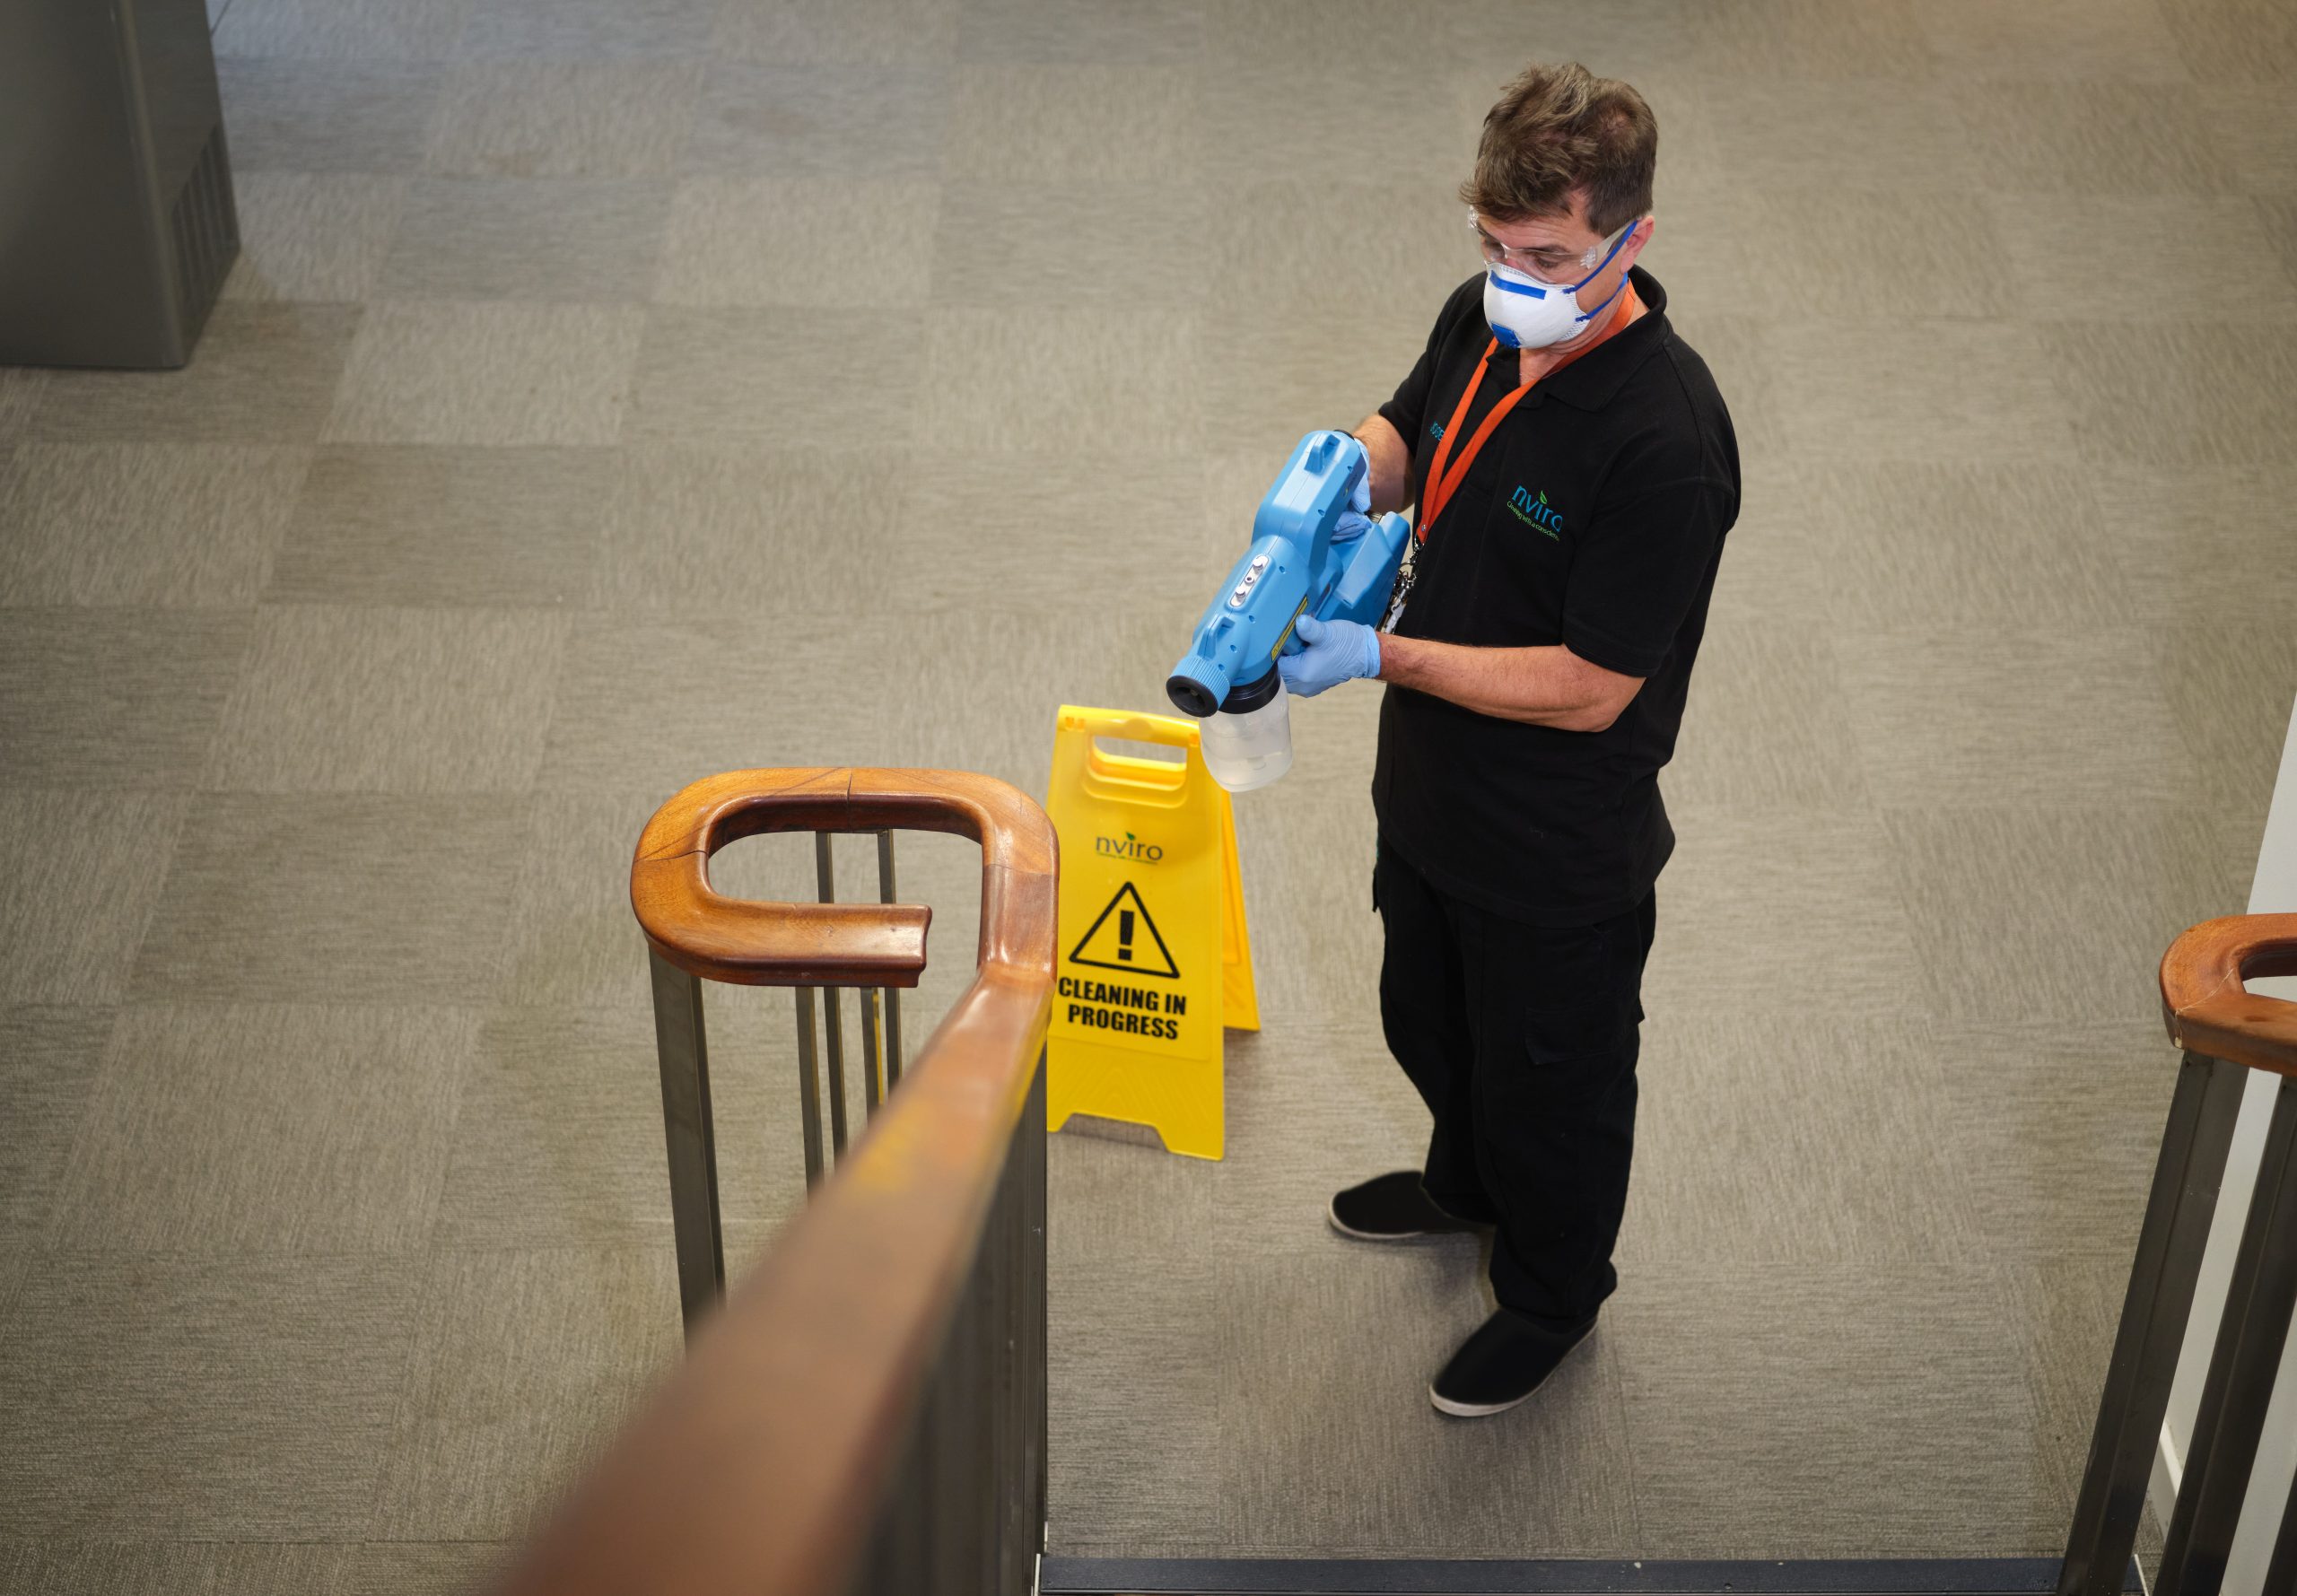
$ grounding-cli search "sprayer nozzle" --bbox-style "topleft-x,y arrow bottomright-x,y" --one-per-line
1165,674 -> 1218,719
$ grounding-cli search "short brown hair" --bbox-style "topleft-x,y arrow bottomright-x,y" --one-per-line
1460,62 -> 1657,236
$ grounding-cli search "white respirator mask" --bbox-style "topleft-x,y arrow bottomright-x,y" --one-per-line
1480,218 -> 1637,351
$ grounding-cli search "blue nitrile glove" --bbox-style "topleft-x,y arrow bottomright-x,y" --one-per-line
1279,613 -> 1381,698
1332,433 -> 1374,545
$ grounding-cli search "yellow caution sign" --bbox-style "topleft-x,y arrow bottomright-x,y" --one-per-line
1044,706 -> 1257,1160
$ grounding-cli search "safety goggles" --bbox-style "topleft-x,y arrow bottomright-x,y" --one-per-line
1468,208 -> 1634,286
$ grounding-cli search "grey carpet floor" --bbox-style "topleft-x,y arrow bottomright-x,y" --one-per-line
4,0 -> 2294,1585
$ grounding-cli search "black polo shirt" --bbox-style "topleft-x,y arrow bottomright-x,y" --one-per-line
1370,266 -> 1738,927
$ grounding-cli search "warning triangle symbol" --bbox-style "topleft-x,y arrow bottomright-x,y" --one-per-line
1068,881 -> 1180,980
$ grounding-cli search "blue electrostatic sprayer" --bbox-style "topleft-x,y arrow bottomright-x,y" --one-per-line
1166,432 -> 1411,791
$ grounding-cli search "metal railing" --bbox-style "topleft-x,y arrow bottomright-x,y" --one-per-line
792,830 -> 908,1190
2059,913 -> 2297,1596
493,767 -> 1057,1596
642,817 -> 919,1334
491,763 -> 2296,1593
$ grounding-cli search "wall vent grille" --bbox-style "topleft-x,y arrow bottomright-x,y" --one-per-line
167,124 -> 238,335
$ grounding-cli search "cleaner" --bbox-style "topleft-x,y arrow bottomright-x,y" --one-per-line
1166,431 -> 1410,792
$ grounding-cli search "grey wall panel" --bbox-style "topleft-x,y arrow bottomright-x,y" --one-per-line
0,0 -> 237,369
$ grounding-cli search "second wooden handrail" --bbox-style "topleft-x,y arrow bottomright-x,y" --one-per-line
2161,913 -> 2297,1078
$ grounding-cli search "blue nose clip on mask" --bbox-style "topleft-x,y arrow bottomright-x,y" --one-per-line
1481,221 -> 1637,351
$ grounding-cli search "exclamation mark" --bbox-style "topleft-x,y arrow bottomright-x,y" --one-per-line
1117,909 -> 1135,962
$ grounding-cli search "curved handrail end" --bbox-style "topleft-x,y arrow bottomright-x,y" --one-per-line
2160,913 -> 2297,1080
632,768 -> 1053,990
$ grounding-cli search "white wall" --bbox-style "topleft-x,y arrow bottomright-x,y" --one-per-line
2152,693 -> 2297,1591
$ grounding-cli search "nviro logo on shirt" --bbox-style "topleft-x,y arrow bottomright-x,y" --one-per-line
1508,486 -> 1563,540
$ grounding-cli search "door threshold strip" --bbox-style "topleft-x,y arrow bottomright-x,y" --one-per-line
1038,1553 -> 2144,1595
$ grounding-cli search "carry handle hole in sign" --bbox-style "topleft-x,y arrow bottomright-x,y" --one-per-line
1093,736 -> 1186,766
1084,737 -> 1191,798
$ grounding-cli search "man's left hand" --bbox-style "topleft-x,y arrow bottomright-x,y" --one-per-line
1279,614 -> 1381,698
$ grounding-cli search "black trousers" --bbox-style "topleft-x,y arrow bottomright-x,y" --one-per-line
1374,836 -> 1655,1330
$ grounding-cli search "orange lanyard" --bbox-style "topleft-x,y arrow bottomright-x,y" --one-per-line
1418,342 -> 1529,545
1416,283 -> 1641,545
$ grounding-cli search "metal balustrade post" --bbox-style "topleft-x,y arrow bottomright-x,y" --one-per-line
1025,1051 -> 1050,1558
649,948 -> 725,1340
2158,1074 -> 2297,1596
879,829 -> 904,1088
861,987 -> 884,1115
2266,1462 -> 2297,1596
817,833 -> 850,1156
795,983 -> 825,1189
2060,1051 -> 2252,1596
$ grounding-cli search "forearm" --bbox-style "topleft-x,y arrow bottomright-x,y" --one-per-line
1376,633 -> 1636,732
1352,413 -> 1411,516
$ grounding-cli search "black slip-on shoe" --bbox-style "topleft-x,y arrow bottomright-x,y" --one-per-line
1326,1171 -> 1490,1241
1428,1307 -> 1596,1417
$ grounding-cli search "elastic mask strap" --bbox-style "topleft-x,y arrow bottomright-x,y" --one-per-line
1568,221 -> 1638,324
1569,221 -> 1637,292
1571,270 -> 1630,327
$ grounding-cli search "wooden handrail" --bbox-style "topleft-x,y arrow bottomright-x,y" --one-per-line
2161,913 -> 2297,1079
632,767 -> 1058,988
498,769 -> 1059,1596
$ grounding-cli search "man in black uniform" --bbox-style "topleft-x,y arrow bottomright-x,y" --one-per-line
1276,62 -> 1739,1417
